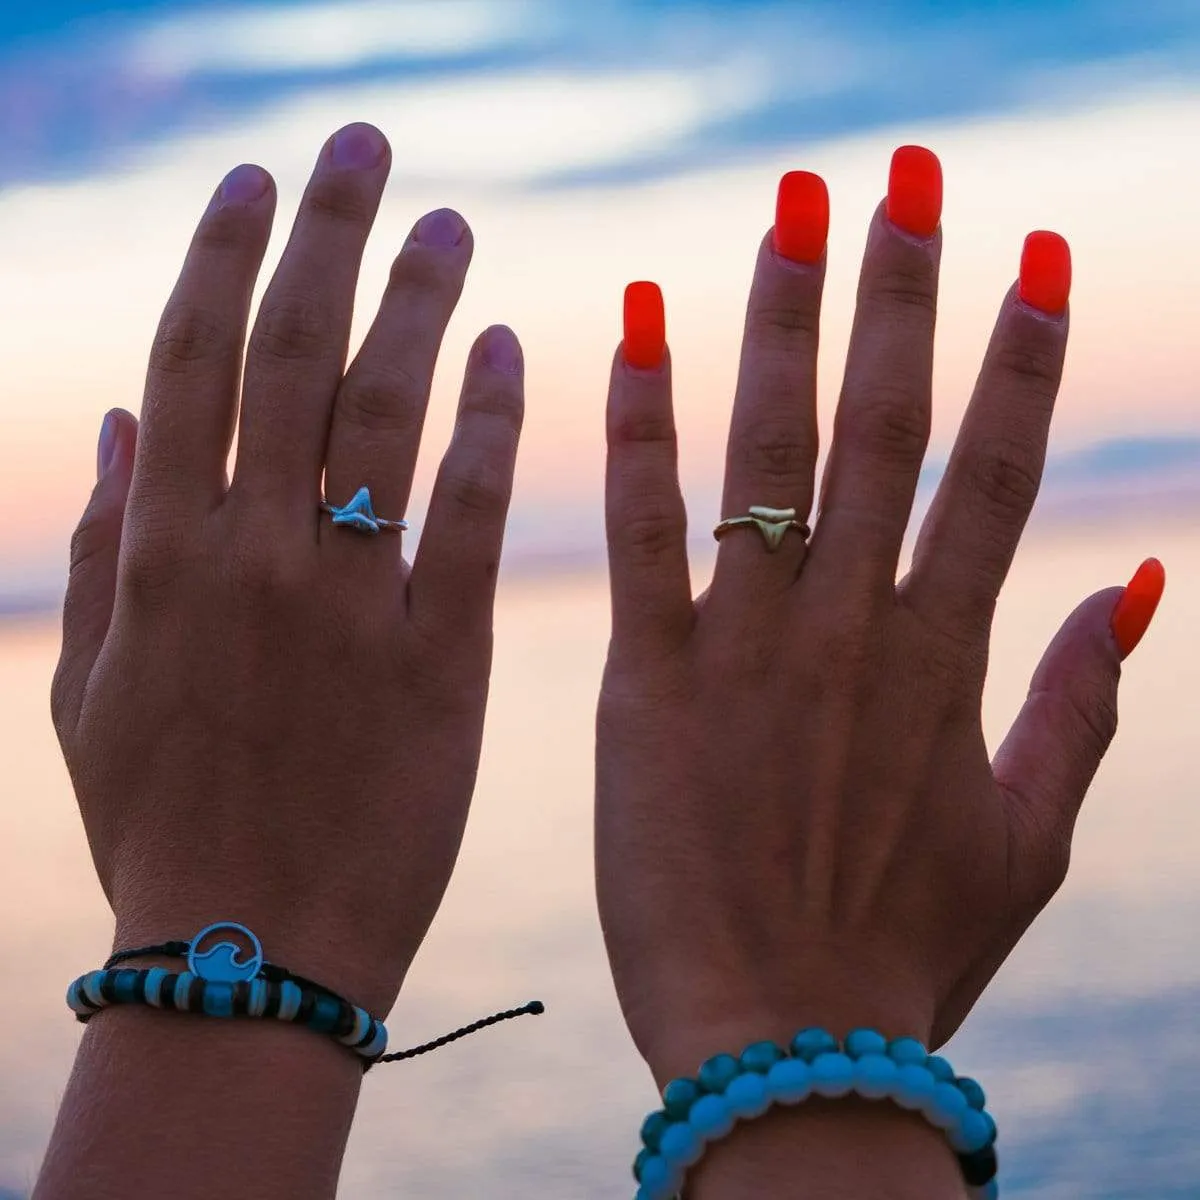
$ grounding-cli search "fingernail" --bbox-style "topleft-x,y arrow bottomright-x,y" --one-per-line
482,325 -> 522,374
219,163 -> 268,206
623,282 -> 665,370
1019,231 -> 1071,316
887,145 -> 942,239
97,411 -> 119,480
1111,557 -> 1165,659
331,123 -> 386,170
773,170 -> 829,265
415,208 -> 467,247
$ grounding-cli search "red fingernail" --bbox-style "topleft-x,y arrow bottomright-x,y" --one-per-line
623,282 -> 665,370
1111,557 -> 1165,659
1019,231 -> 1071,316
773,171 -> 829,264
887,145 -> 942,238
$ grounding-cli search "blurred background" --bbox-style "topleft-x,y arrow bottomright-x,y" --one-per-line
1,1 -> 1199,1196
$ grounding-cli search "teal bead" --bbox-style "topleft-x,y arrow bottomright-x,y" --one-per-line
765,1057 -> 812,1104
724,1071 -> 771,1119
308,994 -> 341,1034
663,1077 -> 701,1119
659,1120 -> 704,1169
633,1147 -> 651,1182
950,1108 -> 998,1154
926,1055 -> 955,1083
739,1039 -> 784,1074
886,1036 -> 928,1067
893,1064 -> 937,1110
955,1076 -> 987,1111
844,1028 -> 888,1059
697,1053 -> 741,1094
790,1027 -> 838,1062
809,1051 -> 855,1098
688,1093 -> 735,1140
112,969 -> 141,1003
851,1053 -> 899,1099
201,981 -> 235,1018
926,1081 -> 969,1130
637,1153 -> 672,1195
977,1180 -> 999,1200
640,1109 -> 669,1151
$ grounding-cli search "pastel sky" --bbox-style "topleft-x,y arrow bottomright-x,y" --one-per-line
2,0 -> 1199,602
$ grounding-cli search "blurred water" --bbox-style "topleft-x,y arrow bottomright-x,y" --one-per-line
1,516 -> 1198,1197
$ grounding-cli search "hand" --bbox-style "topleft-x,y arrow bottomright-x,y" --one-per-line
596,150 -> 1164,1085
51,123 -> 525,1017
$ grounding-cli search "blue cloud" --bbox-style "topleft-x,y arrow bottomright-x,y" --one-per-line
2,0 -> 1200,191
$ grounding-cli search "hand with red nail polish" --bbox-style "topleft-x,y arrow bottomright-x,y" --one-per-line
598,147 -> 1161,1198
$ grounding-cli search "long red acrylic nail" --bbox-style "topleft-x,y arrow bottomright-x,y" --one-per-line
623,282 -> 665,370
886,145 -> 942,238
773,171 -> 829,264
1019,231 -> 1071,316
1111,557 -> 1165,658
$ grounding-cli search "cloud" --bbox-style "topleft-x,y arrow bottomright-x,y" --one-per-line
127,0 -> 546,77
4,0 -> 1200,191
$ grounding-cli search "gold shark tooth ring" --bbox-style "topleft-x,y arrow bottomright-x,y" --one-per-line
713,506 -> 811,553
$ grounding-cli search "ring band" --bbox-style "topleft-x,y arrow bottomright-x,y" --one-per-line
320,486 -> 408,535
713,505 -> 810,553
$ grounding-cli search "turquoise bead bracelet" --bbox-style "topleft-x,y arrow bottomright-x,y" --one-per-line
632,1028 -> 999,1199
67,921 -> 543,1069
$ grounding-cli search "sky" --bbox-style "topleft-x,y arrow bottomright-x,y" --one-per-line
2,0 -> 1200,604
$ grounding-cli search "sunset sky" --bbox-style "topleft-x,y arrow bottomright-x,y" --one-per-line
2,0 -> 1199,602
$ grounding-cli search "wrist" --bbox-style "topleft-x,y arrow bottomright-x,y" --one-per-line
627,961 -> 936,1088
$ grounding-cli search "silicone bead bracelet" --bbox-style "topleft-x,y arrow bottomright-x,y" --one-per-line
632,1028 -> 999,1200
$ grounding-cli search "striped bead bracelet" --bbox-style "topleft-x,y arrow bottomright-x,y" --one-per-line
633,1027 -> 999,1199
68,920 -> 542,1069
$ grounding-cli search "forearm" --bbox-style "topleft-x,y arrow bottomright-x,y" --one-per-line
688,1100 -> 966,1199
34,1006 -> 363,1200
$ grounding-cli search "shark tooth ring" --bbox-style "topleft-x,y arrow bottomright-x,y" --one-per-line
713,505 -> 811,553
320,486 -> 408,535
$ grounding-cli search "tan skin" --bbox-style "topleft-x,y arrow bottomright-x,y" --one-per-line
36,122 -> 1149,1198
597,194 -> 1142,1193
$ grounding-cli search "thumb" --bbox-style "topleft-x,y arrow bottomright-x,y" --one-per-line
993,558 -> 1165,867
51,410 -> 137,737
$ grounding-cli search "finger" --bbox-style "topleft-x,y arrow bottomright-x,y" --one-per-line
408,326 -> 525,640
605,282 -> 692,657
51,411 -> 137,736
324,208 -> 473,524
131,164 -> 275,522
710,172 -> 827,601
808,146 -> 942,595
233,123 -> 391,518
902,234 -> 1071,642
994,559 -> 1165,872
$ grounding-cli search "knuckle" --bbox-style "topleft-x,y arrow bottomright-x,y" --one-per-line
609,404 -> 675,447
226,542 -> 308,602
843,388 -> 929,464
991,339 -> 1062,395
150,305 -> 227,375
339,369 -> 423,437
304,178 -> 377,228
251,293 -> 330,364
614,500 -> 686,568
462,381 -> 524,432
444,457 -> 509,517
967,441 -> 1042,521
736,417 -> 815,485
750,300 -> 820,342
387,246 -> 454,296
868,261 -> 938,316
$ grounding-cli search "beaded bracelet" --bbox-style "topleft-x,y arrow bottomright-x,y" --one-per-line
68,921 -> 542,1070
632,1028 -> 999,1200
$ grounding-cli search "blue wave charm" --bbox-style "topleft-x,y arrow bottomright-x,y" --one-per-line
187,922 -> 264,984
